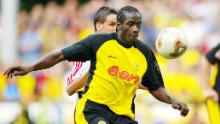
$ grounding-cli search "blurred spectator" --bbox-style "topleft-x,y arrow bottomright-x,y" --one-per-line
19,25 -> 42,64
0,15 -> 2,63
17,10 -> 29,36
38,2 -> 65,53
3,79 -> 20,101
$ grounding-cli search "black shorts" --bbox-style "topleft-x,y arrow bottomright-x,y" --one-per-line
83,100 -> 138,124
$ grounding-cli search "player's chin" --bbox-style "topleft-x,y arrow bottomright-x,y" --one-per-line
128,37 -> 137,42
130,35 -> 138,39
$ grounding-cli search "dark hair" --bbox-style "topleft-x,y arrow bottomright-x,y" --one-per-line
93,7 -> 117,31
117,6 -> 141,23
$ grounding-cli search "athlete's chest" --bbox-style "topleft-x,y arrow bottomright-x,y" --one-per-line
96,40 -> 147,78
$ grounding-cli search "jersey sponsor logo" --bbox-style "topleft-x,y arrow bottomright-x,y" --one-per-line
107,66 -> 139,84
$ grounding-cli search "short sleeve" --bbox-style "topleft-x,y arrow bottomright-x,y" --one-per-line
141,48 -> 164,91
206,43 -> 220,64
62,36 -> 93,61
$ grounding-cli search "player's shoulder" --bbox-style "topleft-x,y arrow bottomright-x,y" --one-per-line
214,43 -> 220,50
216,43 -> 220,48
87,33 -> 115,42
135,40 -> 153,53
206,43 -> 220,63
207,43 -> 220,55
82,33 -> 115,52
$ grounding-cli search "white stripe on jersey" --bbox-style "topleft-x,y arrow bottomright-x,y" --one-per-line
66,61 -> 90,85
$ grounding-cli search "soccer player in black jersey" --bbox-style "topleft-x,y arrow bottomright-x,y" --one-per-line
4,6 -> 189,124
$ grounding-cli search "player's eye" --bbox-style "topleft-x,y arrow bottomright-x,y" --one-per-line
127,22 -> 133,26
109,23 -> 116,26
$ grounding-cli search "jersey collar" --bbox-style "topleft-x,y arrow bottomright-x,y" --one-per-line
112,33 -> 137,48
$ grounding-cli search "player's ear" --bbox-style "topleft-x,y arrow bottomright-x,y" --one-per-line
96,22 -> 102,31
116,23 -> 121,31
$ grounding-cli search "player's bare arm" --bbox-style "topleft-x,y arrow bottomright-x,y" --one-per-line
150,87 -> 189,117
4,50 -> 65,79
66,72 -> 89,95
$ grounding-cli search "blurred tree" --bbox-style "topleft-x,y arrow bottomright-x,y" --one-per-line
20,0 -> 63,11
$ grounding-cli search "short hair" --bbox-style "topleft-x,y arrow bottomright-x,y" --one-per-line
117,6 -> 141,23
93,7 -> 117,31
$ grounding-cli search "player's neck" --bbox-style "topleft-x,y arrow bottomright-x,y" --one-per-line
116,33 -> 135,48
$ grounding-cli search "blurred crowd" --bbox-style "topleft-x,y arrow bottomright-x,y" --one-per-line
0,0 -> 220,124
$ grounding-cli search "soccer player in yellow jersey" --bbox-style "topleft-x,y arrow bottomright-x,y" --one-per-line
201,43 -> 220,124
202,43 -> 220,103
4,6 -> 189,124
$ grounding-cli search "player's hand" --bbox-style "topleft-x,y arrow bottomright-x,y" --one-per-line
204,88 -> 219,102
4,66 -> 30,79
171,100 -> 189,117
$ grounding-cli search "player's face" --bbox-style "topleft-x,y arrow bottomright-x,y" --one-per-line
97,14 -> 117,33
119,12 -> 141,42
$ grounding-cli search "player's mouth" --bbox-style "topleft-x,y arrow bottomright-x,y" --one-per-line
130,34 -> 138,39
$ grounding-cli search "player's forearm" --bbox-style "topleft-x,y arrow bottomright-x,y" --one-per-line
28,51 -> 65,72
66,83 -> 79,95
66,73 -> 89,96
151,87 -> 189,116
66,87 -> 76,96
66,80 -> 83,96
150,87 -> 176,104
